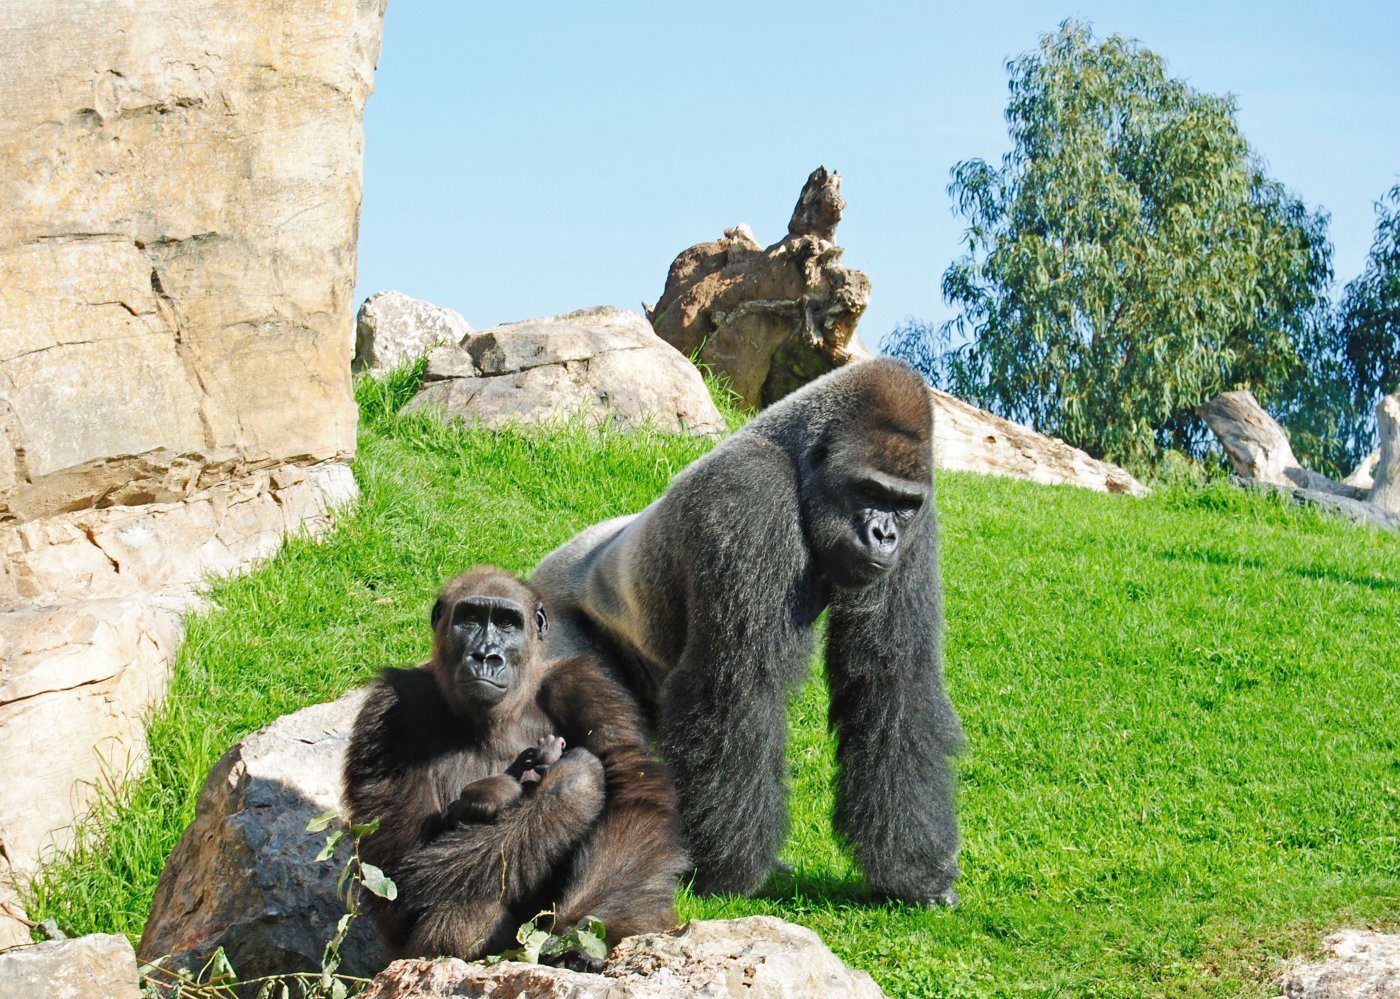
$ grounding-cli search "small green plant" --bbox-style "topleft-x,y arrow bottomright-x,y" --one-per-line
486,911 -> 609,968
136,814 -> 394,999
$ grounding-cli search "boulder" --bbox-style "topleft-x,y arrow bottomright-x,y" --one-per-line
0,0 -> 385,918
1279,929 -> 1400,998
406,307 -> 725,436
0,597 -> 183,876
360,916 -> 885,998
648,168 -> 872,410
138,689 -> 386,982
0,934 -> 140,999
1370,391 -> 1400,515
355,291 -> 472,374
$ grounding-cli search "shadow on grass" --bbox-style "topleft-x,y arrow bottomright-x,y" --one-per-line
1159,546 -> 1400,593
754,867 -> 871,907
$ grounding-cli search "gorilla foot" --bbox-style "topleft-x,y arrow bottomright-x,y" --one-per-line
925,886 -> 959,909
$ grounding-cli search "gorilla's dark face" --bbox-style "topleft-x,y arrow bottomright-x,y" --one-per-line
801,432 -> 930,589
431,578 -> 549,716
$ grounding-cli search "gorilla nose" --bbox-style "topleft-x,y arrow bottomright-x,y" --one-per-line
869,522 -> 897,552
470,651 -> 506,675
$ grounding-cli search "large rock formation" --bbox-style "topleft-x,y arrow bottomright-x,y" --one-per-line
407,307 -> 726,436
0,0 -> 386,941
648,168 -> 872,410
138,690 -> 385,982
359,917 -> 886,998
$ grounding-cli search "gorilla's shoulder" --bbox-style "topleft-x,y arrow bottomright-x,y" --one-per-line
361,666 -> 455,733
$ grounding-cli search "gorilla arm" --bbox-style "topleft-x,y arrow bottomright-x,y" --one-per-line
538,655 -> 689,943
825,511 -> 965,906
394,748 -> 606,959
615,437 -> 820,896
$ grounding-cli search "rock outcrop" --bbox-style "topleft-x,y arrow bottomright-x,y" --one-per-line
648,168 -> 872,410
406,307 -> 726,436
359,916 -> 885,999
138,690 -> 385,982
0,934 -> 140,999
355,291 -> 472,374
0,0 -> 386,940
1279,929 -> 1400,998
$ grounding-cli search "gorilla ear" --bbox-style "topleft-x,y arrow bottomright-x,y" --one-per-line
534,603 -> 548,637
806,442 -> 829,469
431,597 -> 446,629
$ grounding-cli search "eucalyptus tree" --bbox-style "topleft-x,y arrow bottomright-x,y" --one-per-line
899,21 -> 1332,467
1340,185 -> 1400,413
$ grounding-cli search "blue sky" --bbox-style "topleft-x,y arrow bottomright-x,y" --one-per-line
356,2 -> 1400,348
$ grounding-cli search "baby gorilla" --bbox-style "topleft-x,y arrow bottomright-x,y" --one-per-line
444,734 -> 565,825
344,567 -> 688,963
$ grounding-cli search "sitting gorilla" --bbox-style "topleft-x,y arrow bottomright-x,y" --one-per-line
532,358 -> 964,906
343,567 -> 688,961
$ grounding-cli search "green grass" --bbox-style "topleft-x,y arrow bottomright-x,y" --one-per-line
27,368 -> 1400,997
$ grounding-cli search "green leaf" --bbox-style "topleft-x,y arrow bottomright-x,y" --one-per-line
306,811 -> 338,833
359,863 -> 397,900
314,829 -> 345,862
349,817 -> 381,839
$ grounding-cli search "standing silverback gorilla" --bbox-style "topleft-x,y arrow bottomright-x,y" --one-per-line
344,567 -> 688,961
531,358 -> 964,907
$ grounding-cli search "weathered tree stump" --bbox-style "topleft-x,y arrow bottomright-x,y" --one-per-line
1371,391 -> 1400,514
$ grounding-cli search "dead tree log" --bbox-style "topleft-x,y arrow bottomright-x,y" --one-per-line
1371,391 -> 1400,514
1196,389 -> 1400,531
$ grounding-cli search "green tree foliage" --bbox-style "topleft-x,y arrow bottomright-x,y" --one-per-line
891,21 -> 1333,469
1339,184 -> 1400,413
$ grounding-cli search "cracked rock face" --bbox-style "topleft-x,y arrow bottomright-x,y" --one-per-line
648,168 -> 873,411
404,306 -> 726,436
0,0 -> 384,941
0,0 -> 385,525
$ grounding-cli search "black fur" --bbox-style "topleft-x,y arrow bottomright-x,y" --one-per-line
532,358 -> 964,905
342,567 -> 688,961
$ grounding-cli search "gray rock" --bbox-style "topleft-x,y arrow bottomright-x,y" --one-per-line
0,934 -> 140,999
138,690 -> 387,982
356,291 -> 472,374
406,306 -> 725,436
1280,930 -> 1400,998
359,915 -> 885,998
648,168 -> 872,410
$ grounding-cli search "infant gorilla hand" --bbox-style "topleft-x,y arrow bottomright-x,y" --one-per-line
447,735 -> 569,825
510,734 -> 566,785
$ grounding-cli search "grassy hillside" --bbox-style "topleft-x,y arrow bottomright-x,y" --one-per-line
29,367 -> 1400,997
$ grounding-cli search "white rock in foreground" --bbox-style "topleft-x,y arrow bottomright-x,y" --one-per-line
360,916 -> 885,998
1279,929 -> 1400,998
0,934 -> 140,999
